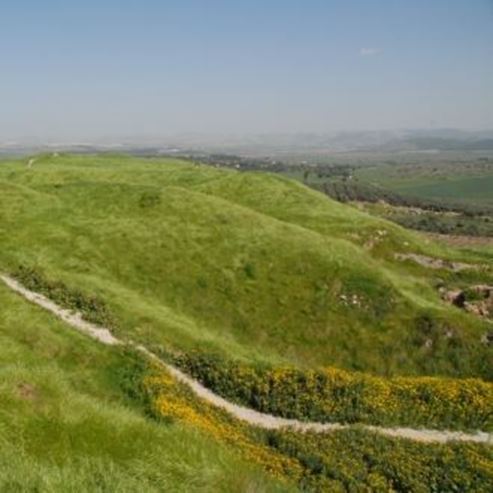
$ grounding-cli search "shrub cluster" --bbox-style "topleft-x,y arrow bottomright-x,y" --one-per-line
143,365 -> 304,483
384,211 -> 493,237
144,364 -> 493,492
266,428 -> 493,492
12,265 -> 116,328
314,178 -> 493,216
173,351 -> 493,431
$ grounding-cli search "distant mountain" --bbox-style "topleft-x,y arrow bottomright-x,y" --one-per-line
2,129 -> 493,156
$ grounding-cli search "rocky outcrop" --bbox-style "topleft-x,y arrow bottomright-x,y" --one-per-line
440,285 -> 493,320
439,288 -> 465,307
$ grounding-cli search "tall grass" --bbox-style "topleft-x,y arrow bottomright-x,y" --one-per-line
0,284 -> 290,492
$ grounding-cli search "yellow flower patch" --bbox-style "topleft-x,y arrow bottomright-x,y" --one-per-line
144,371 -> 303,482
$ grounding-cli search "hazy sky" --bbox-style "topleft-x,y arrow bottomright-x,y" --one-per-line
1,0 -> 492,141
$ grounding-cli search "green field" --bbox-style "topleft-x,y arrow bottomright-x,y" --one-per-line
355,162 -> 493,207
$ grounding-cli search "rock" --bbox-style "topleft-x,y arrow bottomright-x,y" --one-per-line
470,285 -> 493,297
440,284 -> 493,320
481,332 -> 493,346
444,328 -> 454,339
442,290 -> 466,308
464,302 -> 482,316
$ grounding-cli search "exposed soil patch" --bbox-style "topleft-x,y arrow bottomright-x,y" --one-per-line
16,382 -> 38,401
426,233 -> 493,248
395,253 -> 478,272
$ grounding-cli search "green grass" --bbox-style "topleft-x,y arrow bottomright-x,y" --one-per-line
0,153 -> 491,379
1,153 -> 492,491
2,261 -> 490,493
0,283 -> 290,492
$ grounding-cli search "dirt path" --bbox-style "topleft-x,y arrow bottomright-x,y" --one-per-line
1,273 -> 491,445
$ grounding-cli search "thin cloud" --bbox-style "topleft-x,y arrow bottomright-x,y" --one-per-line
360,47 -> 381,56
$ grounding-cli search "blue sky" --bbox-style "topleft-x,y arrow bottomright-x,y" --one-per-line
1,0 -> 492,140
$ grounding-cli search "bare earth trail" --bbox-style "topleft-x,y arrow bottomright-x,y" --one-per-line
1,273 -> 491,445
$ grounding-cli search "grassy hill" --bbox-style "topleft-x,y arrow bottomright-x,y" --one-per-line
1,153 -> 492,491
0,282 -> 287,492
3,281 -> 491,492
0,153 -> 491,380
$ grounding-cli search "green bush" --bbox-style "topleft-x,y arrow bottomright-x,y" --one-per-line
12,265 -> 116,329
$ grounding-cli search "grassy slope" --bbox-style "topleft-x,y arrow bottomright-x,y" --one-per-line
0,283 -> 289,492
4,285 -> 491,493
0,154 -> 491,379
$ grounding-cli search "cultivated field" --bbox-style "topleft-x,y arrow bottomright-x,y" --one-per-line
355,160 -> 493,207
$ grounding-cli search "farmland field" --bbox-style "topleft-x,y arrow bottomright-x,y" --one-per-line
355,162 -> 493,206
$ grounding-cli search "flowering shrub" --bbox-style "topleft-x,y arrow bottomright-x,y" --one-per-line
267,428 -> 493,492
142,362 -> 493,492
173,351 -> 493,431
143,367 -> 303,482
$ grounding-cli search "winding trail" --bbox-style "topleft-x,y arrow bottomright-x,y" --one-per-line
1,273 -> 491,445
